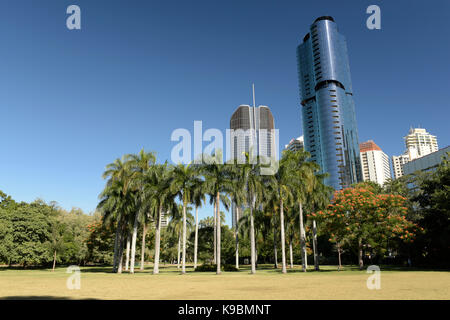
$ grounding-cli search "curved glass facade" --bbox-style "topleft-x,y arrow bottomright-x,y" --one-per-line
297,17 -> 362,190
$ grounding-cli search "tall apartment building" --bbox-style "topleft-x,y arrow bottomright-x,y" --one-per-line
392,127 -> 439,179
404,128 -> 438,157
392,153 -> 410,180
359,140 -> 391,186
284,136 -> 304,152
296,16 -> 362,190
230,104 -> 276,228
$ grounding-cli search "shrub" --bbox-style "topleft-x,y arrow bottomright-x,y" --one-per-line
194,263 -> 239,272
223,264 -> 239,272
194,264 -> 217,272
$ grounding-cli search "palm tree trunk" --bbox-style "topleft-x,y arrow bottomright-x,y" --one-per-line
125,232 -> 131,271
181,199 -> 187,274
52,250 -> 57,272
279,199 -> 287,274
299,202 -> 307,272
250,196 -> 256,274
113,218 -> 122,273
312,220 -> 319,271
235,207 -> 239,270
289,239 -> 294,269
194,206 -> 199,269
216,192 -> 221,275
130,213 -> 139,274
118,228 -> 125,274
213,202 -> 217,264
273,225 -> 278,269
153,205 -> 163,274
140,222 -> 147,271
177,233 -> 181,269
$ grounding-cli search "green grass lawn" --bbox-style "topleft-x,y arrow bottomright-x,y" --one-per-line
0,264 -> 448,300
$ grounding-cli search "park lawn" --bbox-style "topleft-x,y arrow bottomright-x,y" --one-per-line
0,264 -> 448,300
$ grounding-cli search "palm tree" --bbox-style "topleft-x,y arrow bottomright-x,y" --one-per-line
125,232 -> 131,271
234,152 -> 267,274
191,169 -> 205,270
97,177 -> 135,273
263,188 -> 280,268
167,206 -> 183,268
237,207 -> 260,266
99,156 -> 133,273
126,149 -> 156,273
139,162 -> 174,274
171,163 -> 202,274
288,149 -> 319,272
167,204 -> 194,269
228,161 -> 246,269
272,151 -> 297,274
305,172 -> 332,271
285,206 -> 297,269
201,151 -> 233,274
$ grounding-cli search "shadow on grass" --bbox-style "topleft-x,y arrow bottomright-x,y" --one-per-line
0,296 -> 98,300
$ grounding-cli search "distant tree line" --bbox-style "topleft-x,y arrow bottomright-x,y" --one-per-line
0,152 -> 448,270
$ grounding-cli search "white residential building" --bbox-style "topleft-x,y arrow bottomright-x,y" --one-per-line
392,153 -> 410,180
284,136 -> 304,152
404,128 -> 438,157
359,140 -> 391,186
392,127 -> 439,179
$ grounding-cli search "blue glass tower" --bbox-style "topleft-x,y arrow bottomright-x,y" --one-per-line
297,16 -> 362,189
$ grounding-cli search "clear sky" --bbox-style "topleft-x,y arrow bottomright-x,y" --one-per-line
1,0 -> 449,226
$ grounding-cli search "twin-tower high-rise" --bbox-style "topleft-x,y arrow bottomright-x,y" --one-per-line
297,16 -> 362,189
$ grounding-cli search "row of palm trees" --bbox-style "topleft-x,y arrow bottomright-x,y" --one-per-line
97,148 -> 332,275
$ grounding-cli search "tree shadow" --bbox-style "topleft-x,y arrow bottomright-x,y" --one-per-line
0,296 -> 98,300
76,266 -> 114,273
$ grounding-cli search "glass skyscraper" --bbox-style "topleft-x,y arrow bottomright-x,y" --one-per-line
296,16 -> 362,190
229,104 -> 276,228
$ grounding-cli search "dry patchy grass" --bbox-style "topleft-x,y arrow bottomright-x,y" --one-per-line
0,264 -> 448,300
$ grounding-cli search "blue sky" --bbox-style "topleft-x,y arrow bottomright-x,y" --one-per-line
1,0 -> 449,226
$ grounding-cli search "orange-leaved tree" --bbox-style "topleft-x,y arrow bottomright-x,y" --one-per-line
311,185 -> 418,270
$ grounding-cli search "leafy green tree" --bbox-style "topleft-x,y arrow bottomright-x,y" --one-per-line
86,218 -> 115,264
412,152 -> 450,266
0,202 -> 54,267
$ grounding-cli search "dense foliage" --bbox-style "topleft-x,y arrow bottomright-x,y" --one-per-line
1,152 -> 448,270
0,192 -> 99,267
